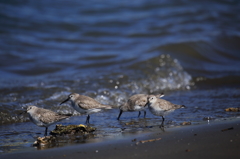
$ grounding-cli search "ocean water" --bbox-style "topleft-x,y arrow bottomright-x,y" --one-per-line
0,0 -> 240,153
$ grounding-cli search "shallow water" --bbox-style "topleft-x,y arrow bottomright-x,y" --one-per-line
0,0 -> 240,154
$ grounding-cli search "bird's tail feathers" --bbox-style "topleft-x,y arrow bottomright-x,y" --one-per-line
156,92 -> 164,98
103,105 -> 112,109
181,105 -> 186,108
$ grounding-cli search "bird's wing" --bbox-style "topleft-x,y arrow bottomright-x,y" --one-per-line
157,99 -> 176,111
37,108 -> 67,124
135,97 -> 148,107
77,97 -> 104,110
128,94 -> 147,107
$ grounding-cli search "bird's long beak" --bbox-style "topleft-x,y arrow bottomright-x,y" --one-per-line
19,111 -> 27,115
60,97 -> 70,105
145,99 -> 150,107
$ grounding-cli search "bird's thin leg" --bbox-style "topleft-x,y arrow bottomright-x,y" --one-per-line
86,115 -> 90,124
160,116 -> 165,128
45,127 -> 48,136
143,110 -> 146,118
138,111 -> 141,118
117,110 -> 123,120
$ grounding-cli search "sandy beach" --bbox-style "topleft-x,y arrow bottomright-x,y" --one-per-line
1,118 -> 240,159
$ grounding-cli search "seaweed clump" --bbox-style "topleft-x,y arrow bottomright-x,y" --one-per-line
225,107 -> 240,112
33,124 -> 96,149
50,124 -> 96,135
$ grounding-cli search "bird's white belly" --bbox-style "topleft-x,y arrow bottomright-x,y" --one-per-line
134,105 -> 146,111
149,106 -> 164,116
29,114 -> 46,127
71,103 -> 101,114
149,106 -> 175,116
87,108 -> 102,114
72,103 -> 86,114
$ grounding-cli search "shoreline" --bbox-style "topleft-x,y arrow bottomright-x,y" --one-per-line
1,118 -> 240,159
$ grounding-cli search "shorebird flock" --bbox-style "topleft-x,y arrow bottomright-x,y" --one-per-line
24,92 -> 186,136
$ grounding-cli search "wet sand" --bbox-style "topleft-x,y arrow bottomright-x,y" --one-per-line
1,118 -> 240,159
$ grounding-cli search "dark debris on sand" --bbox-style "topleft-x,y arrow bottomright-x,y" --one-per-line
33,124 -> 96,149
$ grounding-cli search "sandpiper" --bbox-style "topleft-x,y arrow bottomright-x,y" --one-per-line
147,95 -> 185,128
60,93 -> 112,124
26,105 -> 71,136
117,93 -> 164,120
